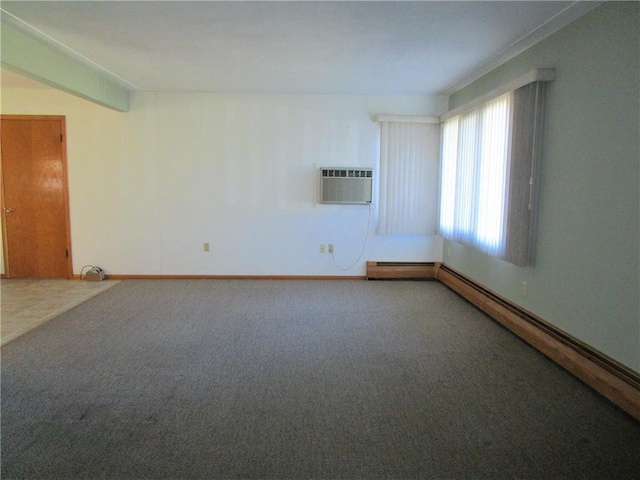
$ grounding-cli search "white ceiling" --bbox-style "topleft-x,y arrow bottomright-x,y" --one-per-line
1,1 -> 600,95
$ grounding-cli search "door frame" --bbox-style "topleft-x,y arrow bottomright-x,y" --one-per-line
1,115 -> 73,279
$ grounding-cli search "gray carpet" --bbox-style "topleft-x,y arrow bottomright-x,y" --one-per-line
1,279 -> 639,479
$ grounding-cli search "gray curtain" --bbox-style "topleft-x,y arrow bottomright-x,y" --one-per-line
504,82 -> 546,266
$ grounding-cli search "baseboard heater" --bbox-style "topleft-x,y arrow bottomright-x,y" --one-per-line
436,264 -> 640,421
366,261 -> 439,280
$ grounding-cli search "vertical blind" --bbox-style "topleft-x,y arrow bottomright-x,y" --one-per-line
439,81 -> 547,266
378,120 -> 440,235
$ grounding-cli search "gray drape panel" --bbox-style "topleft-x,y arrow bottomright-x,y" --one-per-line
504,82 -> 546,266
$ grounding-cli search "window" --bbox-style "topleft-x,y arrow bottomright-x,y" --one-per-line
439,71 -> 551,266
376,116 -> 440,235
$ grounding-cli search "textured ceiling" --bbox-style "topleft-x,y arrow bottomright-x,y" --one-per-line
1,1 -> 599,95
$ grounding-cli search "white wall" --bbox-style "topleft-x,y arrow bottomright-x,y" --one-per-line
1,86 -> 447,276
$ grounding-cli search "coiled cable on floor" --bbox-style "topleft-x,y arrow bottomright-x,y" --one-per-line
80,265 -> 97,280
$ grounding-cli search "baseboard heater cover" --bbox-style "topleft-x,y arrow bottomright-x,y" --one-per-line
366,261 -> 439,280
437,264 -> 640,421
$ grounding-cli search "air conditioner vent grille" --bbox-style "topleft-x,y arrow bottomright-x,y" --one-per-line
319,167 -> 373,205
322,169 -> 373,178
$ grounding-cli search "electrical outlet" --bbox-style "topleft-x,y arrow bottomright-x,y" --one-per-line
521,282 -> 527,297
328,244 -> 334,253
203,242 -> 210,252
319,244 -> 325,254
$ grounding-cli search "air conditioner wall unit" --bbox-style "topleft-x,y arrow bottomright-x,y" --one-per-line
319,167 -> 373,205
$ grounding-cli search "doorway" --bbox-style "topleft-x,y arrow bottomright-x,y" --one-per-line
1,115 -> 72,278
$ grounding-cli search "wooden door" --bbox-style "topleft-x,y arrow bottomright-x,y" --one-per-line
1,116 -> 72,278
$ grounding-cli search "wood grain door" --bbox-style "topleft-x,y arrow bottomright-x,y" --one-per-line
1,116 -> 72,278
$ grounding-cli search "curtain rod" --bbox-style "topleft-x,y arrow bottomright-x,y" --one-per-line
440,68 -> 555,122
372,115 -> 440,124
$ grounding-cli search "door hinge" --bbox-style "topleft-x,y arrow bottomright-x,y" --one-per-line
65,249 -> 69,258
60,134 -> 64,142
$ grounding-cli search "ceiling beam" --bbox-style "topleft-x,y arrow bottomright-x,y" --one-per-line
1,21 -> 129,112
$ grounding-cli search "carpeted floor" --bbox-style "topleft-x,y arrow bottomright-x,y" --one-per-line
1,279 -> 639,479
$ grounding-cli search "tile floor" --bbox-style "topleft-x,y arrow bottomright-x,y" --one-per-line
0,278 -> 120,346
